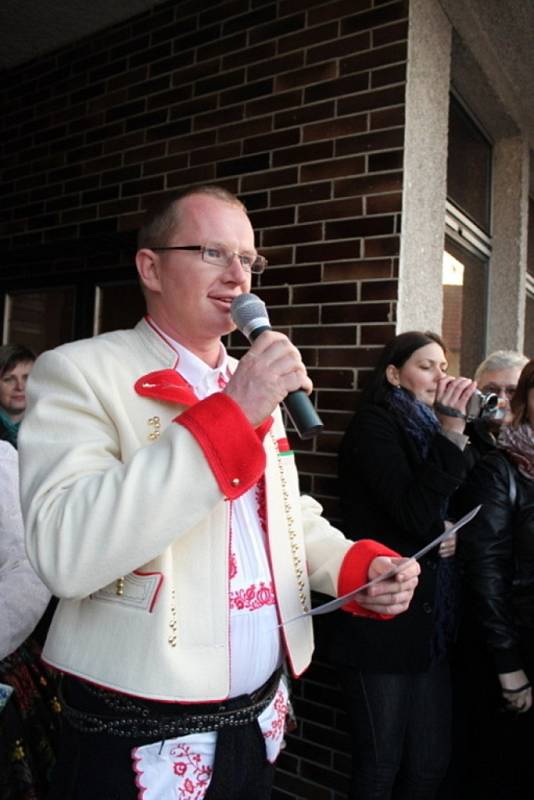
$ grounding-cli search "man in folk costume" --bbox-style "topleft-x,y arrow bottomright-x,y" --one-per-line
19,185 -> 420,800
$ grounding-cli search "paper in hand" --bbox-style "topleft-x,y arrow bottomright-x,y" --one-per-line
279,504 -> 481,628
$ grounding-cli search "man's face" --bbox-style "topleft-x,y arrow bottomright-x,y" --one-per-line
477,366 -> 523,425
0,359 -> 34,421
139,194 -> 254,360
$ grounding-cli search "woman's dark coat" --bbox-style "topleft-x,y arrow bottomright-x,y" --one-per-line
331,404 -> 467,673
457,449 -> 534,674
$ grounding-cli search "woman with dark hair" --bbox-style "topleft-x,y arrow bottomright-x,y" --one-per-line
333,330 -> 476,799
454,358 -> 534,798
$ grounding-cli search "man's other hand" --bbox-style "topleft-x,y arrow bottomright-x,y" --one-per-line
356,557 -> 420,616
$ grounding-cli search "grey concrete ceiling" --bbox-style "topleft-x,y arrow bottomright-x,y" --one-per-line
0,0 -> 168,70
440,0 -> 534,149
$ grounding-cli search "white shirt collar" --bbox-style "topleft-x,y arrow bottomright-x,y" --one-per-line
147,317 -> 231,399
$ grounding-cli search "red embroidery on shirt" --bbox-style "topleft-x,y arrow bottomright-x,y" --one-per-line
264,687 -> 289,742
255,476 -> 267,536
229,580 -> 276,612
169,743 -> 213,800
217,373 -> 228,390
229,552 -> 238,579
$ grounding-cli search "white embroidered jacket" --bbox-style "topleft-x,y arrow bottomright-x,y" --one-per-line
19,319 -> 374,702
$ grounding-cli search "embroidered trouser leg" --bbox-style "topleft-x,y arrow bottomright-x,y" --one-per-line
48,674 -> 280,800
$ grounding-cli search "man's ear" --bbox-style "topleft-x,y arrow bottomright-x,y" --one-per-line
385,364 -> 400,387
136,248 -> 162,295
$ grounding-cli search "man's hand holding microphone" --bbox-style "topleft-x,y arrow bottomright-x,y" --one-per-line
224,293 -> 420,616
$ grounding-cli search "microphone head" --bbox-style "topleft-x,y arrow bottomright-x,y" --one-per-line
230,293 -> 271,340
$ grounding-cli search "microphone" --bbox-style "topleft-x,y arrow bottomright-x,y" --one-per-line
231,293 -> 324,440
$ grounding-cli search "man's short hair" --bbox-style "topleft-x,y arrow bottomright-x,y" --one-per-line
137,185 -> 248,250
0,343 -> 36,378
474,350 -> 529,383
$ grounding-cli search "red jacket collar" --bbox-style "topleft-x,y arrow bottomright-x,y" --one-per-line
134,370 -> 199,407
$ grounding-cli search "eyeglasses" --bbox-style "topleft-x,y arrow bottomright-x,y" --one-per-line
151,243 -> 268,275
481,383 -> 517,398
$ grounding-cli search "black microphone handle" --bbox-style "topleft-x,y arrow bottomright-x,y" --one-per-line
283,389 -> 324,440
247,324 -> 324,440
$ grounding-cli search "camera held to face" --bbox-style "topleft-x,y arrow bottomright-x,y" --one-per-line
466,389 -> 503,421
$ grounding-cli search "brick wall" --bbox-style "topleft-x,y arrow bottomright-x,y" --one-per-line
0,1 -> 408,796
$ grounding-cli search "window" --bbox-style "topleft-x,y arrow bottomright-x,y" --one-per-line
3,287 -> 75,355
447,94 -> 492,232
93,281 -> 145,335
443,94 -> 492,376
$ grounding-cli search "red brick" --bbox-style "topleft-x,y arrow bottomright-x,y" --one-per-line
360,278 -> 398,299
299,197 -> 363,222
248,207 -> 296,229
241,167 -> 298,191
366,192 -> 402,214
271,182 -> 332,207
335,128 -> 404,157
293,282 -> 357,303
249,52 -> 305,83
279,22 -> 340,55
274,141 -> 334,168
323,259 -> 394,281
360,323 -> 396,344
275,100 -> 335,130
373,19 -> 409,46
371,63 -> 406,89
293,326 -> 356,346
335,172 -> 403,197
308,370 -> 354,390
301,155 -> 366,183
246,89 -> 305,119
302,113 -> 367,143
363,236 -> 400,258
370,106 -> 405,129
308,0 -> 372,25
339,84 -> 405,115
243,129 -> 301,155
190,142 -> 242,167
276,62 -> 337,92
340,3 -> 407,36
263,223 -> 323,247
317,389 -> 358,416
221,41 -> 275,70
318,348 -> 367,368
341,41 -> 406,76
304,72 -> 369,104
326,215 -> 395,238
308,31 -> 370,64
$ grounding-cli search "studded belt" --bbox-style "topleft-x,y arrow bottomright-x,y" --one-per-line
60,667 -> 283,739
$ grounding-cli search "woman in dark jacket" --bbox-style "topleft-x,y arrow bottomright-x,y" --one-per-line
334,331 -> 475,800
455,358 -> 534,798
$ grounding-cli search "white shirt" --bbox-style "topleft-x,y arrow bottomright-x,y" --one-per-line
149,321 -> 282,696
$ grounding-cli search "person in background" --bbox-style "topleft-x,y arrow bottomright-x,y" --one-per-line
466,350 -> 528,462
18,185 -> 420,800
335,330 -> 476,800
439,349 -> 529,799
452,359 -> 534,799
0,345 -> 36,450
0,353 -> 61,799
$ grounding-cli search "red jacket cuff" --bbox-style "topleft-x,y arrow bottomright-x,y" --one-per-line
338,538 -> 400,620
175,393 -> 266,499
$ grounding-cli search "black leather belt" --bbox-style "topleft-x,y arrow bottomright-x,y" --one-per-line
60,667 -> 282,739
